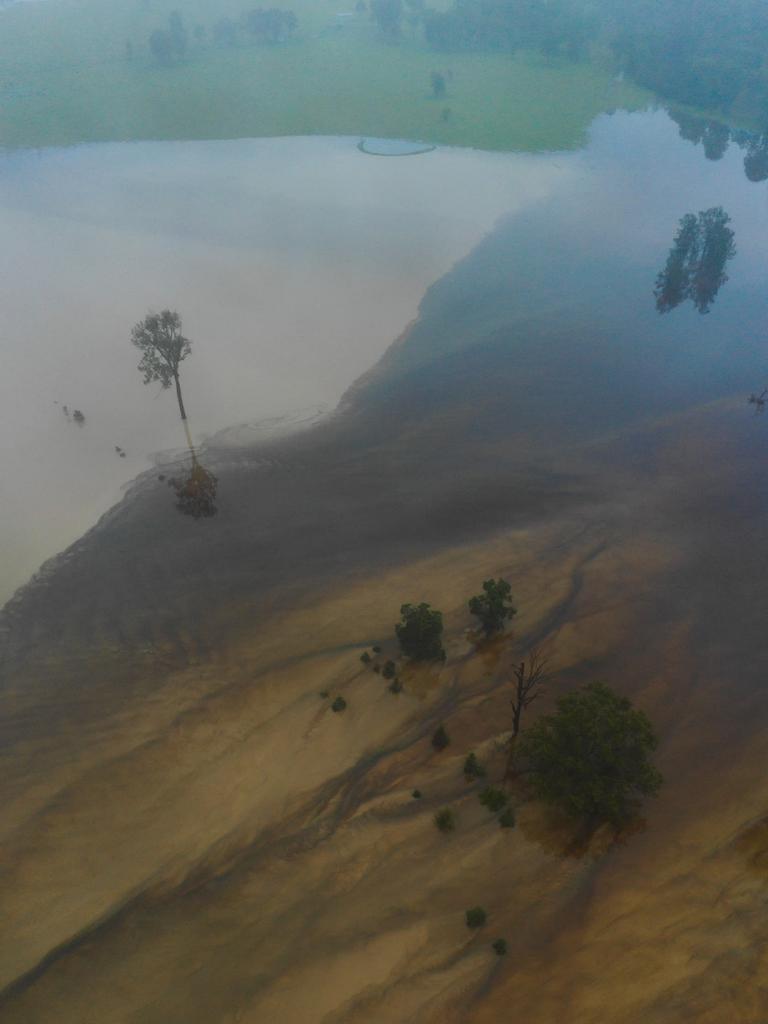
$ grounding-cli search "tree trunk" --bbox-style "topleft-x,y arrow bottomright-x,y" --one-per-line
174,373 -> 187,421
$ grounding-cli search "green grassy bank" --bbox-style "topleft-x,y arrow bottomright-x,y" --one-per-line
0,0 -> 649,150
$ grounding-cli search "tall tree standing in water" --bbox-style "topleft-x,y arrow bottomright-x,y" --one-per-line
131,311 -> 218,515
131,310 -> 191,421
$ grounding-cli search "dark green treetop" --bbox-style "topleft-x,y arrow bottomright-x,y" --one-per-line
468,578 -> 517,636
518,682 -> 662,826
396,602 -> 445,661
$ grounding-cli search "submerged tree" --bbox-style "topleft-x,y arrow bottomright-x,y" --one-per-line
518,682 -> 662,827
170,458 -> 218,518
505,648 -> 548,778
396,602 -> 445,660
131,310 -> 192,421
654,207 -> 735,315
468,578 -> 516,636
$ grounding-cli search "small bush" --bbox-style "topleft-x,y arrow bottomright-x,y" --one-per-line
463,752 -> 485,780
389,678 -> 403,694
479,787 -> 508,813
468,578 -> 516,637
465,906 -> 486,928
434,808 -> 455,832
382,660 -> 397,679
498,807 -> 516,829
360,651 -> 372,664
331,696 -> 347,713
372,645 -> 382,654
412,789 -> 422,799
492,938 -> 507,955
396,603 -> 445,661
432,724 -> 450,751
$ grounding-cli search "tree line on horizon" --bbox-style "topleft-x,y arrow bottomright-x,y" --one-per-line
367,0 -> 768,135
147,6 -> 298,64
138,0 -> 768,139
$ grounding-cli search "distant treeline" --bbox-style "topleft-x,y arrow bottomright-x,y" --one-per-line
422,0 -> 591,60
606,0 -> 768,124
381,0 -> 768,128
146,0 -> 768,130
148,7 -> 298,63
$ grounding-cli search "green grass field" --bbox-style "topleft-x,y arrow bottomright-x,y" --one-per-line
0,0 -> 650,150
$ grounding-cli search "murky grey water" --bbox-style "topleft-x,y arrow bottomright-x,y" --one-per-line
2,114 -> 767,607
0,136 -> 568,605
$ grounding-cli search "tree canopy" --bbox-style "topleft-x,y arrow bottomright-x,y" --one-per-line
396,602 -> 445,661
518,682 -> 662,826
131,309 -> 192,420
468,578 -> 516,636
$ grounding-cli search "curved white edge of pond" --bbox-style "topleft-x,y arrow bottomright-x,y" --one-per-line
358,138 -> 437,157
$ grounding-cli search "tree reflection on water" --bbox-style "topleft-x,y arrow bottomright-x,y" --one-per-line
168,420 -> 218,518
668,108 -> 768,182
654,206 -> 736,315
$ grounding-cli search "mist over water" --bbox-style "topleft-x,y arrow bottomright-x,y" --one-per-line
0,136 -> 567,605
3,113 -> 768,607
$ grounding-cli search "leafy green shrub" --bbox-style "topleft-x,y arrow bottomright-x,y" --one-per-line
360,651 -> 372,664
498,807 -> 516,828
479,787 -> 508,813
372,645 -> 382,654
389,678 -> 403,694
463,752 -> 485,780
492,938 -> 507,955
331,696 -> 347,713
432,724 -> 450,751
396,603 -> 445,661
412,789 -> 422,799
518,682 -> 663,826
435,808 -> 455,832
468,578 -> 517,636
465,906 -> 486,928
382,660 -> 397,679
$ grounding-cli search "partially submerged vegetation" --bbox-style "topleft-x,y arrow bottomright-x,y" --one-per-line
355,581 -> 661,840
518,682 -> 663,826
468,577 -> 517,637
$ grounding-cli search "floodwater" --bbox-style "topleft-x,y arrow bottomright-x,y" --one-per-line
0,136 -> 569,606
3,115 -> 767,607
4,111 -> 768,1023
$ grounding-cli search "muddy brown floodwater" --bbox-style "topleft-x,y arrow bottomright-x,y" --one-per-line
0,135 -> 566,607
1,110 -> 768,1022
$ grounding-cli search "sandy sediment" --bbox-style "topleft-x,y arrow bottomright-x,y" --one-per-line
3,198 -> 768,1019
2,390 -> 768,1022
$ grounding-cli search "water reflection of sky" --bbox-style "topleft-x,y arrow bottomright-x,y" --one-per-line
384,110 -> 768,413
